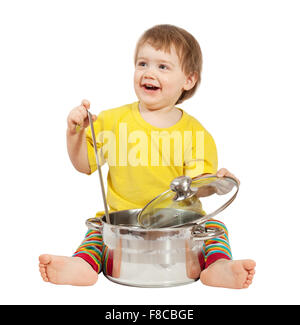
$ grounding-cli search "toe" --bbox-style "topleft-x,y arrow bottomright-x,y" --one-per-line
247,274 -> 254,281
40,269 -> 49,282
39,254 -> 52,265
243,259 -> 256,271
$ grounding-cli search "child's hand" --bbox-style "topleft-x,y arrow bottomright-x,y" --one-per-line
216,168 -> 240,185
67,99 -> 97,135
213,168 -> 239,195
195,169 -> 239,197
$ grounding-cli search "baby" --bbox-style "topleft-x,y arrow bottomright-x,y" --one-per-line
39,24 -> 255,289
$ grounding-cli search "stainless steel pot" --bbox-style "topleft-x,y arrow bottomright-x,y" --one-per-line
86,208 -> 224,288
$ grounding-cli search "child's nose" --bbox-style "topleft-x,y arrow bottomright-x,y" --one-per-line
143,65 -> 157,79
143,69 -> 156,80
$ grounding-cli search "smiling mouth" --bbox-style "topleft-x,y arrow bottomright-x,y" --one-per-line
142,84 -> 161,92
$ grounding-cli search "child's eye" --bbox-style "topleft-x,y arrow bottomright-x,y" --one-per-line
137,61 -> 147,67
159,64 -> 168,70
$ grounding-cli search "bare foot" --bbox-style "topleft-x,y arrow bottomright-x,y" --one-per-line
39,254 -> 98,286
200,259 -> 256,289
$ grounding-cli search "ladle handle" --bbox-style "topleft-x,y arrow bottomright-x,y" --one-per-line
87,110 -> 110,224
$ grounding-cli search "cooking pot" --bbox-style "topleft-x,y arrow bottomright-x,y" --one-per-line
86,208 -> 225,288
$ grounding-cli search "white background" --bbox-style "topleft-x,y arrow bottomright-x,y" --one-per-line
0,0 -> 299,305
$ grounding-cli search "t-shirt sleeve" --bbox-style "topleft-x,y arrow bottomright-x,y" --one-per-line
184,126 -> 218,178
85,112 -> 106,174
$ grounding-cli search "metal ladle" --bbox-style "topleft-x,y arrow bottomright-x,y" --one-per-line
87,110 -> 110,224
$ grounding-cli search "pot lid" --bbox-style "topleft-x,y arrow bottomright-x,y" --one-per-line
137,174 -> 239,229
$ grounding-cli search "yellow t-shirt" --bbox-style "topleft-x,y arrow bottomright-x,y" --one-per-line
86,101 -> 217,213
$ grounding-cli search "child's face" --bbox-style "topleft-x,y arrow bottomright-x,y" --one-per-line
134,43 -> 195,110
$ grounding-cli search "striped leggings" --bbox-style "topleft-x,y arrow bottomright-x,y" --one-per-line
72,219 -> 232,275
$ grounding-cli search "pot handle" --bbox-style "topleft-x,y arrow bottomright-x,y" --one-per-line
85,217 -> 104,232
191,224 -> 224,241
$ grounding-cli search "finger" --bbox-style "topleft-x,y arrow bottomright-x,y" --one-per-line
78,106 -> 88,119
71,112 -> 85,127
226,172 -> 240,185
233,176 -> 240,185
78,104 -> 87,113
216,168 -> 240,184
68,120 -> 82,134
92,114 -> 97,121
81,99 -> 90,109
67,115 -> 80,130
67,107 -> 86,133
216,168 -> 228,177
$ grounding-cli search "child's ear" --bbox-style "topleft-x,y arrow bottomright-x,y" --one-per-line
183,72 -> 198,91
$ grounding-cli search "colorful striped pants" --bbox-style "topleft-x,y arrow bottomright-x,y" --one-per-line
72,218 -> 232,275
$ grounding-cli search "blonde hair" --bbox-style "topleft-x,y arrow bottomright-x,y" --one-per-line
134,24 -> 203,104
